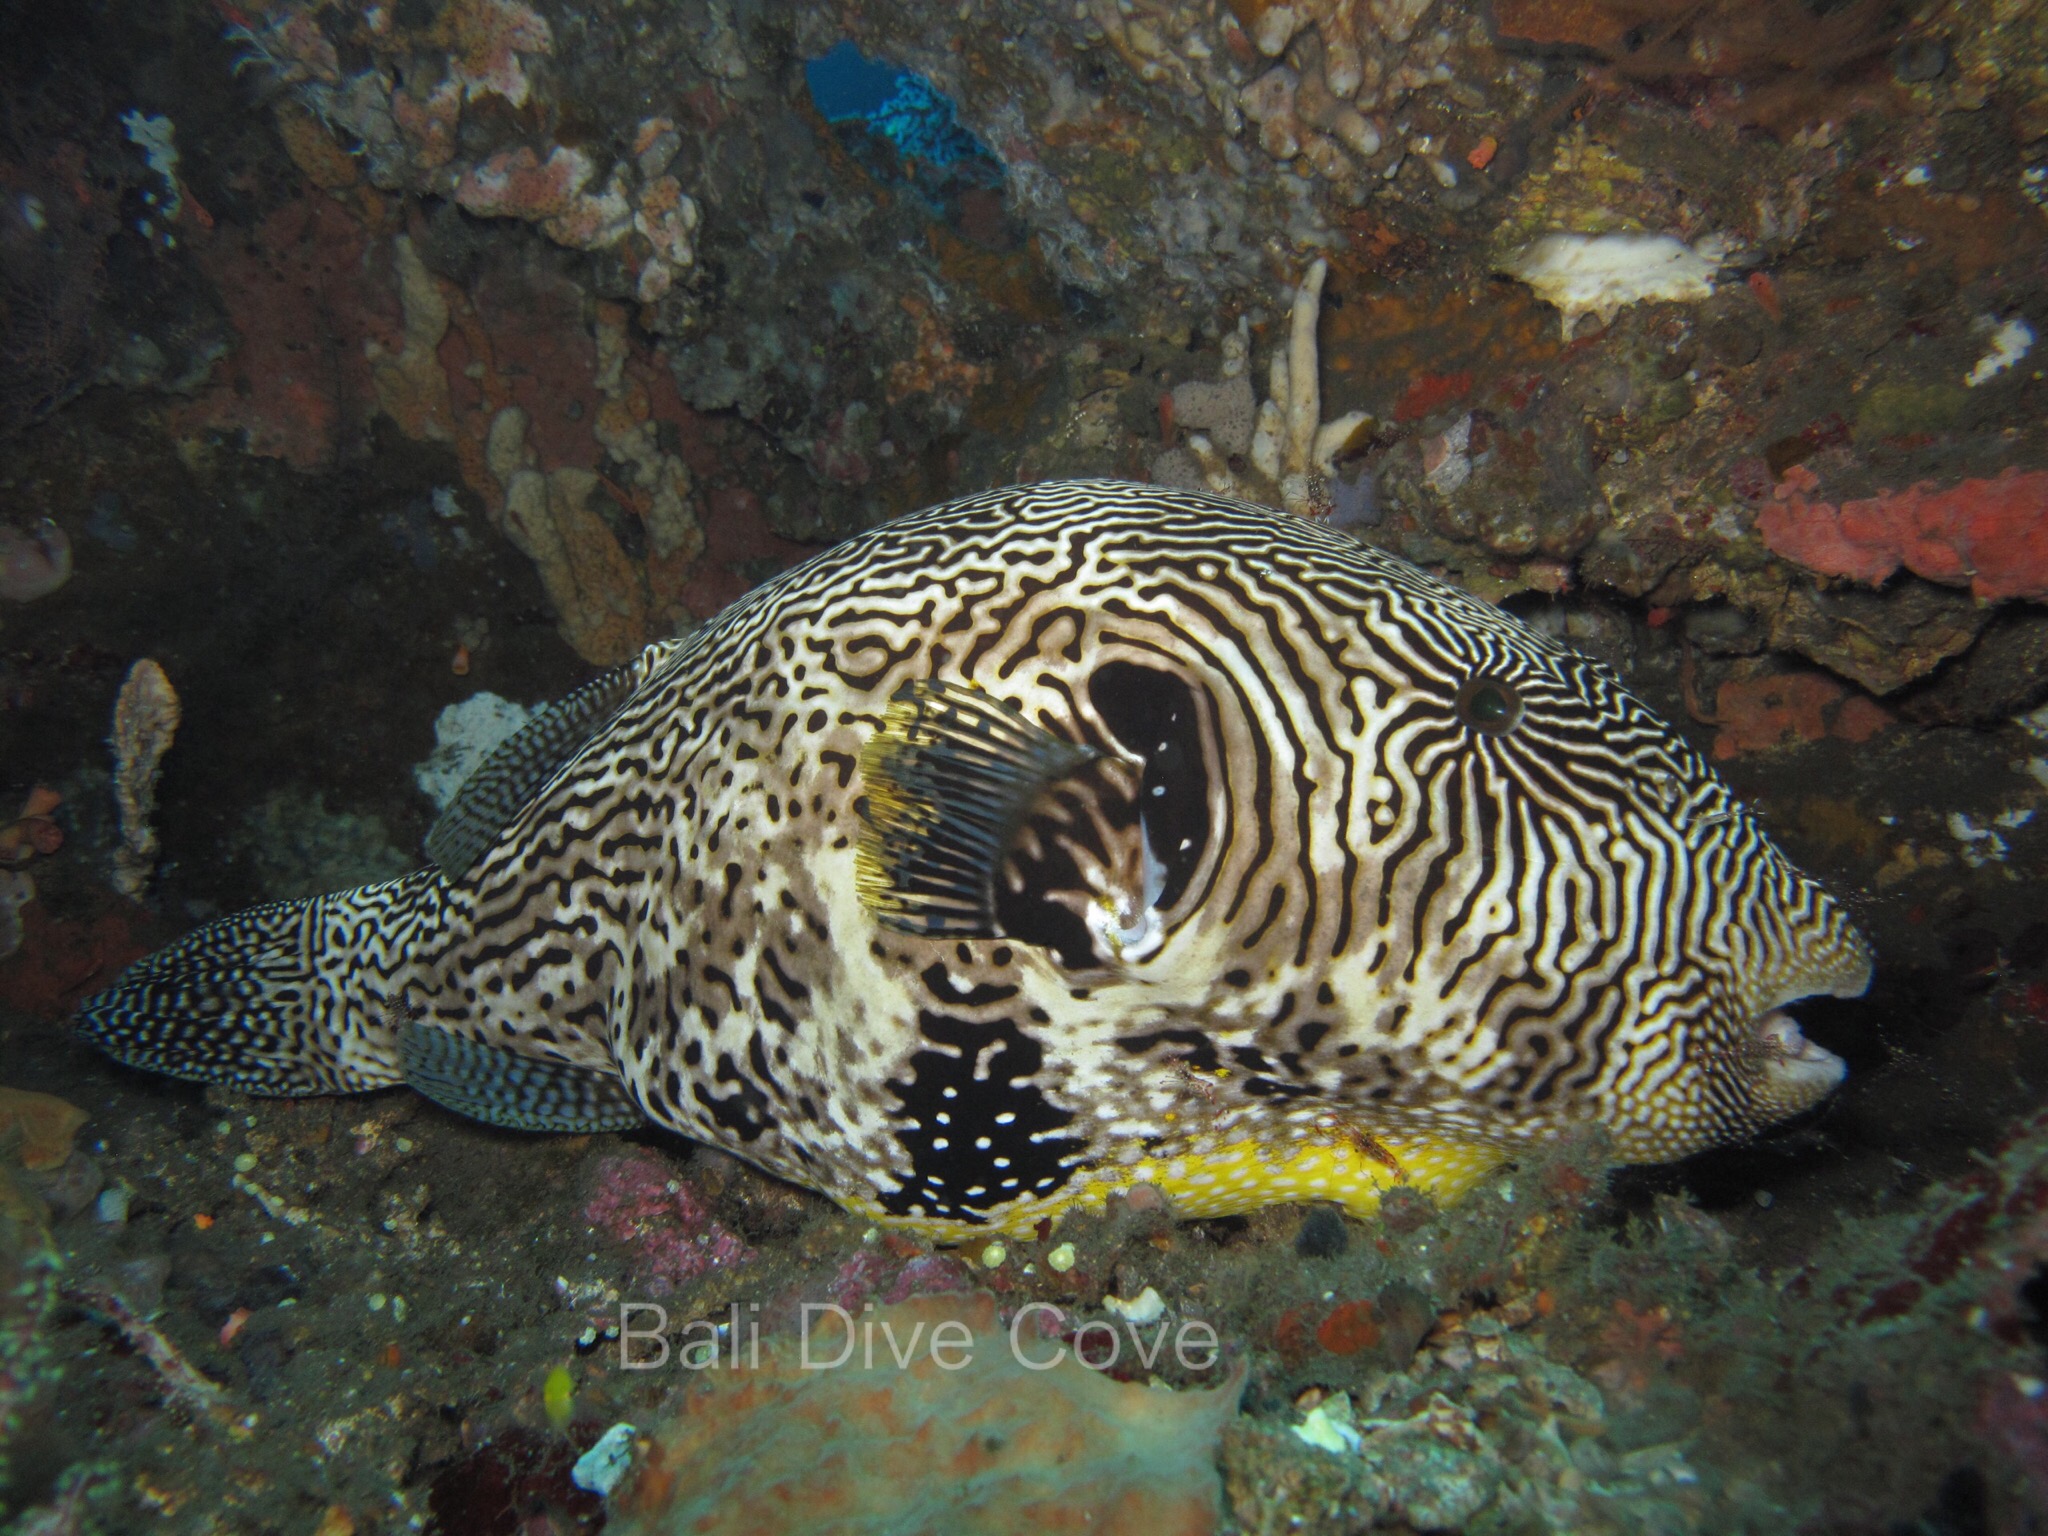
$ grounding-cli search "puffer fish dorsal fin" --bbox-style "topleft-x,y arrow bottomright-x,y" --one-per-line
397,1021 -> 646,1133
426,666 -> 640,878
855,679 -> 1099,937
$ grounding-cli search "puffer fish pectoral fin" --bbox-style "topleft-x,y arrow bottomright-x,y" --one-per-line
397,1021 -> 645,1133
855,679 -> 1100,937
75,875 -> 432,1094
426,664 -> 640,879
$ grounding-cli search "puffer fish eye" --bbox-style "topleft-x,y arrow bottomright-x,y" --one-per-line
1455,676 -> 1523,735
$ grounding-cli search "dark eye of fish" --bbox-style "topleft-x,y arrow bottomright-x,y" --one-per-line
1456,676 -> 1524,735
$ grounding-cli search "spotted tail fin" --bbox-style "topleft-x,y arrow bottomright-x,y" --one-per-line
74,872 -> 441,1095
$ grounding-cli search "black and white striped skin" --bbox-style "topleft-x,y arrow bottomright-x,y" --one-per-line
79,480 -> 1872,1236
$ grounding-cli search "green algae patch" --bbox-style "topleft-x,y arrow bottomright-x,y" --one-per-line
1854,382 -> 1969,443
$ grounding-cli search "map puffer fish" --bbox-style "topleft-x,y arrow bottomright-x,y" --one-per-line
78,481 -> 1872,1238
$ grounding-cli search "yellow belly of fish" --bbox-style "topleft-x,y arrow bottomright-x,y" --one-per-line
848,1131 -> 1508,1241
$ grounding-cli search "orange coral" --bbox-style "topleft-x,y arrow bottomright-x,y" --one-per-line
1316,1299 -> 1381,1355
455,146 -> 593,222
1758,464 -> 2048,603
1711,671 -> 1891,760
498,465 -> 649,665
391,79 -> 462,172
435,0 -> 553,107
274,102 -> 358,192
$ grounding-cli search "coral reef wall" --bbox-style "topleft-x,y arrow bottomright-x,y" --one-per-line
46,0 -> 2038,710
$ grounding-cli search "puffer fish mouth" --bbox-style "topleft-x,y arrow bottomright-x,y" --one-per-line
1733,920 -> 1872,1125
1748,1009 -> 1846,1117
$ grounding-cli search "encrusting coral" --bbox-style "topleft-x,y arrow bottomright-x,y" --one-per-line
486,407 -> 650,665
1082,0 -> 1459,196
276,0 -> 701,308
1759,464 -> 2048,604
608,1290 -> 1242,1536
109,659 -> 180,900
365,236 -> 455,446
592,303 -> 705,572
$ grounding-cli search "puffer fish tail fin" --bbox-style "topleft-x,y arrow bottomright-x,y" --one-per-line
74,871 -> 440,1095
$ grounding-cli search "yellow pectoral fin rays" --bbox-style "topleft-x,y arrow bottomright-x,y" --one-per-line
848,1128 -> 1510,1241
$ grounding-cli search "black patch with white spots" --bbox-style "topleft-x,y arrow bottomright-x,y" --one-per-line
878,1012 -> 1085,1220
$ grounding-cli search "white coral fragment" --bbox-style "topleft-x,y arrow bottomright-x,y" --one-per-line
1294,1397 -> 1364,1455
415,693 -> 535,810
1153,259 -> 1373,518
121,111 -> 183,220
1502,233 -> 1730,339
1286,258 -> 1329,479
1104,1286 -> 1166,1326
1966,316 -> 2034,387
1947,809 -> 2031,867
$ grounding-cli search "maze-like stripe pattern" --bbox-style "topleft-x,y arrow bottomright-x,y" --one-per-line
414,481 -> 1869,1222
82,481 -> 1871,1234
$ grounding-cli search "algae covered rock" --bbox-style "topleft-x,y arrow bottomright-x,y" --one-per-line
608,1290 -> 1242,1535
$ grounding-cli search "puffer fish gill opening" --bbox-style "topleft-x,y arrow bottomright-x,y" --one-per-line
76,481 -> 1873,1239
